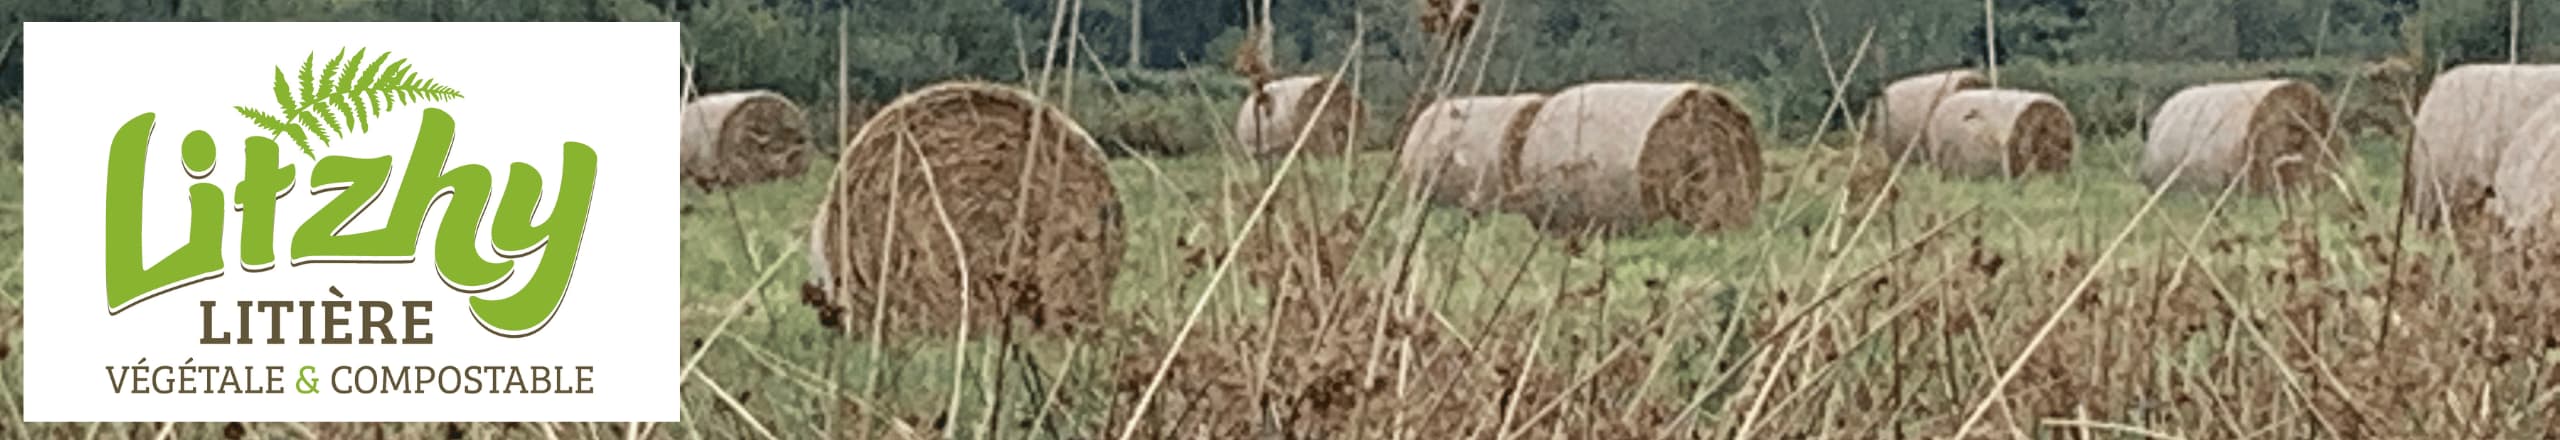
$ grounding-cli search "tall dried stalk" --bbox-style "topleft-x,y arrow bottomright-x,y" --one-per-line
1983,0 -> 1998,87
637,244 -> 801,440
837,7 -> 851,146
1952,133 -> 2204,438
882,130 -> 979,437
1112,28 -> 1367,440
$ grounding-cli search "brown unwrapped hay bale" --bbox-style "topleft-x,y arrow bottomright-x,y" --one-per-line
2494,99 -> 2560,233
1395,94 -> 1545,210
1235,75 -> 1366,158
1512,82 -> 1762,234
2140,80 -> 2336,192
1869,70 -> 1988,160
2409,64 -> 2560,228
807,81 -> 1124,339
681,90 -> 812,190
1924,89 -> 2076,178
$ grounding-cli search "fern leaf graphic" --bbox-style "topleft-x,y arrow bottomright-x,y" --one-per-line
279,121 -> 313,158
236,48 -> 462,158
293,54 -> 316,127
235,107 -> 290,134
269,68 -> 293,117
294,54 -> 334,148
350,49 -> 381,132
331,49 -> 363,134
313,49 -> 347,143
378,60 -> 410,111
266,68 -> 315,156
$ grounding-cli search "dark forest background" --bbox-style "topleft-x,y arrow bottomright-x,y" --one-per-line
0,0 -> 2548,154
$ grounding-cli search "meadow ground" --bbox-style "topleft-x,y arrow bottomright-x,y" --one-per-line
6,125 -> 2556,438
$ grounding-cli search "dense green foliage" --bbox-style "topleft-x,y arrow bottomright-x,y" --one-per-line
0,0 -> 2550,151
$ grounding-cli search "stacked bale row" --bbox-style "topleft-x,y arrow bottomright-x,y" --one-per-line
2410,65 -> 2560,230
1396,94 -> 1547,211
775,65 -> 2560,348
1391,82 -> 1764,235
1866,70 -> 2079,179
1926,90 -> 2078,178
1870,70 -> 1989,160
2407,64 -> 2560,287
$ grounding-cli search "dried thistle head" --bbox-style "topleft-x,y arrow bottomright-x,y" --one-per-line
2364,56 -> 2416,88
1231,25 -> 1273,89
1417,0 -> 1480,42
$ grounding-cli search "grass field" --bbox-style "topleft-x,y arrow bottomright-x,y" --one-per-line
655,126 -> 2478,437
5,110 -> 2556,438
648,128 -> 2514,438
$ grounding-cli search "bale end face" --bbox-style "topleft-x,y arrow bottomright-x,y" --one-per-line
2141,80 -> 2337,194
682,91 -> 813,191
816,82 -> 1125,340
1925,90 -> 2075,179
1638,88 -> 1763,234
2232,82 -> 2336,193
1514,82 -> 1762,235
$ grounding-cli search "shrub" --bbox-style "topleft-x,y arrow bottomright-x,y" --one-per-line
1065,68 -> 1248,157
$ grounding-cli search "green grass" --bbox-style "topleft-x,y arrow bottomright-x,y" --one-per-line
650,130 -> 2426,437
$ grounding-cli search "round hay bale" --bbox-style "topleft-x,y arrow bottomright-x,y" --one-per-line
2140,80 -> 2336,192
1395,94 -> 1546,210
1869,70 -> 1988,160
1512,82 -> 1762,234
811,81 -> 1124,339
1235,75 -> 1366,158
681,90 -> 813,190
1924,89 -> 2076,178
2493,99 -> 2560,233
2409,64 -> 2560,228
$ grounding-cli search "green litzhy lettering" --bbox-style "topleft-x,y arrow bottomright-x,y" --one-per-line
104,114 -> 227,312
473,140 -> 595,335
102,105 -> 593,337
235,136 -> 296,270
290,154 -> 397,262
396,109 -> 509,291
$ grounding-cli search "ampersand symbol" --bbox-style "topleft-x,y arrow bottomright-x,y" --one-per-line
295,366 -> 319,394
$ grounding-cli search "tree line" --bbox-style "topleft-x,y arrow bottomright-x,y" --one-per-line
1,0 -> 2547,127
